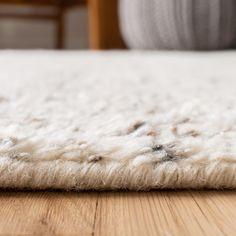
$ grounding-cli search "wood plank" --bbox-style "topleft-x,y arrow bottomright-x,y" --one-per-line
0,191 -> 98,235
0,191 -> 236,235
94,191 -> 236,236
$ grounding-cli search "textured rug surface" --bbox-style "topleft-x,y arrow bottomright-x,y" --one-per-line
0,51 -> 236,190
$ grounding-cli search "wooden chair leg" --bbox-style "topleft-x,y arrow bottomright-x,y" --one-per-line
56,6 -> 65,49
87,0 -> 125,49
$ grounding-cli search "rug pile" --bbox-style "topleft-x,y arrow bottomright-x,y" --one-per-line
0,51 -> 236,190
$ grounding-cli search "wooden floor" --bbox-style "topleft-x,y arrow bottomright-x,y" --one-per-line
0,191 -> 235,235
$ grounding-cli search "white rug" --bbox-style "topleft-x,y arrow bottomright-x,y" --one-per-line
0,51 -> 236,190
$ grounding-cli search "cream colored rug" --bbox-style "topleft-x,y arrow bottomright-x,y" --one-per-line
0,51 -> 236,190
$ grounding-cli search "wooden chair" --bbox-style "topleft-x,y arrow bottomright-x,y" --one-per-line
0,0 -> 125,50
0,0 -> 86,49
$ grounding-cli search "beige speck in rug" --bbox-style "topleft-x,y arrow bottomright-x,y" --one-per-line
0,51 -> 236,190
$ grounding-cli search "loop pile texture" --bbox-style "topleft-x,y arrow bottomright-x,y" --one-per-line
0,51 -> 236,190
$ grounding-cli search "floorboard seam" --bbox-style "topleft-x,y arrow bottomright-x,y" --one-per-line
91,193 -> 99,236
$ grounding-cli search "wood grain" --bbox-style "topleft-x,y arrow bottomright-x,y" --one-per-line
0,191 -> 235,235
0,191 -> 98,235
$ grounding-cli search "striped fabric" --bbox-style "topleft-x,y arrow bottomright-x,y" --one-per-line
119,0 -> 236,50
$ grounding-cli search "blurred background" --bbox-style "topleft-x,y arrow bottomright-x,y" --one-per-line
0,0 -> 123,50
0,0 -> 124,50
0,1 -> 89,49
0,0 -> 235,51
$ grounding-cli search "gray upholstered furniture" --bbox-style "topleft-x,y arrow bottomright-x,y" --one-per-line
119,0 -> 236,50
